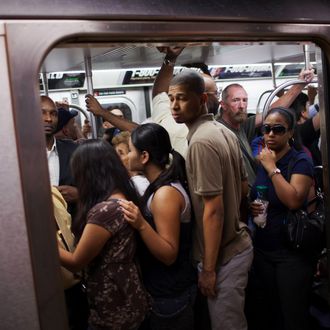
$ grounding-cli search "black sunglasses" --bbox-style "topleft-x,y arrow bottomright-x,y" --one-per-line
261,124 -> 288,135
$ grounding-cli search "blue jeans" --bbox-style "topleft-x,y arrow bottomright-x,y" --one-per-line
140,285 -> 197,330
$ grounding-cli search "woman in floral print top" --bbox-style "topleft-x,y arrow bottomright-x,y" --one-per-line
59,139 -> 149,329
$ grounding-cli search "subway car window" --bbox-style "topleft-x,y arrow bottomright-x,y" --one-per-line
40,42 -> 320,124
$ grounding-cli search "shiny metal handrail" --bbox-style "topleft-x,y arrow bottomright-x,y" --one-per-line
256,89 -> 273,113
262,79 -> 318,120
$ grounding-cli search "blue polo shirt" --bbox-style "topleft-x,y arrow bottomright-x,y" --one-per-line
250,148 -> 314,251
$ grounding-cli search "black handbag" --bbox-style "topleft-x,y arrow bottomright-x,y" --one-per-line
283,158 -> 325,254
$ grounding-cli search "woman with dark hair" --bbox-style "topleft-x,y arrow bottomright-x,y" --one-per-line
118,123 -> 196,330
249,107 -> 316,330
291,92 -> 309,123
58,139 -> 149,330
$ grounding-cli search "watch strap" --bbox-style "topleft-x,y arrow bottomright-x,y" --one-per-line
269,168 -> 281,179
163,57 -> 176,66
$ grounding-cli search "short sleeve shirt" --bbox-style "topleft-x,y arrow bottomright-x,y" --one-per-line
250,148 -> 314,251
186,114 -> 251,267
85,198 -> 149,329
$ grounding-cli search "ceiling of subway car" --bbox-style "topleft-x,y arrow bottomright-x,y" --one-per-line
41,42 -> 316,72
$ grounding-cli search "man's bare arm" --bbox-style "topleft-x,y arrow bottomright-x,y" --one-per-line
152,47 -> 184,98
255,68 -> 315,127
85,94 -> 138,132
312,112 -> 320,131
198,194 -> 224,297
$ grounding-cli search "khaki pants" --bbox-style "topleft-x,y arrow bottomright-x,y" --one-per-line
207,245 -> 253,330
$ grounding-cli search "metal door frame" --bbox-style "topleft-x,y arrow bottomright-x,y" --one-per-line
2,20 -> 330,328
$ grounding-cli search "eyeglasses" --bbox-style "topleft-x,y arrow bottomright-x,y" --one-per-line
261,124 -> 288,135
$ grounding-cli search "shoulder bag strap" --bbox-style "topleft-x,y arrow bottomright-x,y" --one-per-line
238,139 -> 257,173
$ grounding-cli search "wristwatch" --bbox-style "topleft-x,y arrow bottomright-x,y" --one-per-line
269,168 -> 281,179
163,57 -> 176,67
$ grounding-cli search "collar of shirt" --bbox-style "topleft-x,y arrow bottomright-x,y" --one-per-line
47,137 -> 58,155
187,113 -> 214,143
217,117 -> 240,133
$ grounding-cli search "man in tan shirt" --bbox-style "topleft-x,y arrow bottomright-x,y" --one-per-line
168,69 -> 253,330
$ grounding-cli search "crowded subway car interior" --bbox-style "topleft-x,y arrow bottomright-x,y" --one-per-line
1,1 -> 330,329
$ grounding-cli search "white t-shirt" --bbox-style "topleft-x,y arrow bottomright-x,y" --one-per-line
47,138 -> 60,186
131,175 -> 149,196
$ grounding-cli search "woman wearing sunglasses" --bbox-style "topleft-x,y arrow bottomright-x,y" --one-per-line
248,107 -> 315,330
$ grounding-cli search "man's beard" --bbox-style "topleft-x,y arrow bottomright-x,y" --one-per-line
234,111 -> 247,123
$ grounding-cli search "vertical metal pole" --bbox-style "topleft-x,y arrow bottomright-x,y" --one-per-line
304,44 -> 311,70
270,45 -> 277,89
143,86 -> 151,118
270,62 -> 277,89
42,72 -> 49,96
84,51 -> 97,138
